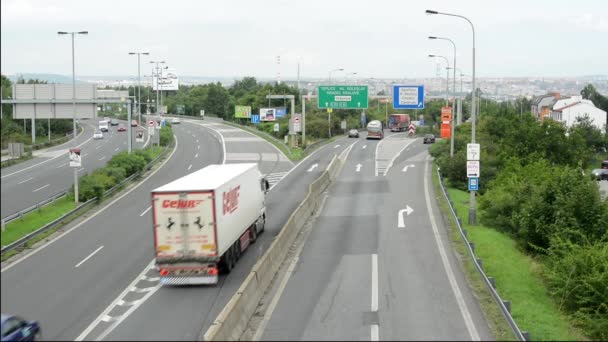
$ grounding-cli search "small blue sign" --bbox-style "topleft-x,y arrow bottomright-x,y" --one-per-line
468,177 -> 479,191
393,85 -> 425,109
361,112 -> 367,127
275,107 -> 287,118
251,114 -> 260,124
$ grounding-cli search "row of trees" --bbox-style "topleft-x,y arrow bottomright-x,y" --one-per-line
430,86 -> 608,339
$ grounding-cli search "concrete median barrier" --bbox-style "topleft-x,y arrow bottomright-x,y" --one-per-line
202,155 -> 345,341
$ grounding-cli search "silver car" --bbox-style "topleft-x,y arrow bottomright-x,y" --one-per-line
93,130 -> 104,140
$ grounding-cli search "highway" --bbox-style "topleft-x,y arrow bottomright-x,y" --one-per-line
260,132 -> 493,340
0,119 -> 148,219
0,118 -> 349,341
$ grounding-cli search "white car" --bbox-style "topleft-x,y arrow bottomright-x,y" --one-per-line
171,117 -> 180,124
93,130 -> 104,140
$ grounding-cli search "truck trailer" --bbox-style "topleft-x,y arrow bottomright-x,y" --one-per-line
151,163 -> 269,285
388,114 -> 410,132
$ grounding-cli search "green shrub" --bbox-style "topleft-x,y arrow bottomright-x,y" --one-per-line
159,126 -> 173,146
76,174 -> 104,201
101,166 -> 127,184
544,237 -> 608,340
108,152 -> 146,177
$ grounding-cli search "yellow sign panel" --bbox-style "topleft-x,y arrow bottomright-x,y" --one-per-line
202,244 -> 216,251
327,108 -> 333,113
157,245 -> 170,251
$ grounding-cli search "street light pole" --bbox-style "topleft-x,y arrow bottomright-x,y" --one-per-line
129,52 -> 149,125
429,36 -> 457,157
149,60 -> 165,116
58,30 -> 87,204
428,54 -> 450,106
427,9 -> 478,225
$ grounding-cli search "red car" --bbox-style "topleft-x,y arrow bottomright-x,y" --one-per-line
117,124 -> 127,132
131,120 -> 138,127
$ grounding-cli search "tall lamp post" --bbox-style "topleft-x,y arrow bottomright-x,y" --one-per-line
428,54 -> 450,106
149,60 -> 165,115
58,30 -> 88,204
129,51 -> 149,125
429,36 -> 457,157
426,8 -> 478,225
327,68 -> 344,137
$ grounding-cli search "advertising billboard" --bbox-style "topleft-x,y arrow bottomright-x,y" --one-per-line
275,107 -> 287,118
153,69 -> 179,91
260,108 -> 276,121
235,105 -> 252,118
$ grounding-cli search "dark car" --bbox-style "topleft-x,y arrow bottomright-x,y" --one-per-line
110,119 -> 119,126
423,134 -> 436,144
348,129 -> 359,138
117,124 -> 127,132
591,169 -> 608,181
602,160 -> 608,169
1,314 -> 41,341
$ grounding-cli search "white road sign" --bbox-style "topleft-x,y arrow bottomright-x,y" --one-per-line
467,160 -> 480,178
467,143 -> 480,161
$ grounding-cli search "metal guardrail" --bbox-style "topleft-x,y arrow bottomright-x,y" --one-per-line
2,190 -> 70,224
1,141 -> 173,256
436,168 -> 528,341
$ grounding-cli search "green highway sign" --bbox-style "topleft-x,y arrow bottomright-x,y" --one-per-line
318,85 -> 368,109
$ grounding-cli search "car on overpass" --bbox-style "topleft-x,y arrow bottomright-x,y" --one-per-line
0,314 -> 41,341
131,120 -> 138,127
110,119 -> 119,126
117,124 -> 127,132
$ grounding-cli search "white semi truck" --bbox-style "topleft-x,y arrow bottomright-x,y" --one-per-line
151,163 -> 269,285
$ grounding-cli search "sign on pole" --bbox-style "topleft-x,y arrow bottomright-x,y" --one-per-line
340,120 -> 347,130
200,109 -> 205,117
69,148 -> 82,168
468,177 -> 479,191
260,108 -> 276,121
467,160 -> 480,178
273,123 -> 280,132
393,85 -> 425,109
251,114 -> 260,124
467,143 -> 480,161
234,105 -> 252,118
318,85 -> 368,109
290,114 -> 302,133
136,130 -> 144,143
148,120 -> 155,136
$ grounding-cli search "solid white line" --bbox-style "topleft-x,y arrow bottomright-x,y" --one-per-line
371,253 -> 378,311
252,256 -> 299,341
194,153 -> 198,158
194,123 -> 226,164
78,168 -> 85,172
139,205 -> 152,217
1,135 -> 179,274
371,324 -> 380,341
114,147 -> 119,152
423,156 -> 480,340
32,184 -> 50,192
18,177 -> 33,184
187,164 -> 192,171
75,260 -> 156,340
383,139 -> 416,176
99,156 -> 105,161
75,246 -> 104,268
95,145 -> 102,150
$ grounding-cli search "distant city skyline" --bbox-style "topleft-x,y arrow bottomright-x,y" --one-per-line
2,0 -> 607,79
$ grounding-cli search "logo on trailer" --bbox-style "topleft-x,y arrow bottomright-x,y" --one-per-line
162,199 -> 204,209
223,185 -> 240,215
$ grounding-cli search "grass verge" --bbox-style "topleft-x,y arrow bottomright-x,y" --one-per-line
431,161 -> 515,341
1,196 -> 76,248
435,169 -> 586,341
0,152 -> 33,169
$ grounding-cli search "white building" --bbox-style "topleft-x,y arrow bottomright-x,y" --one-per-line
550,96 -> 607,133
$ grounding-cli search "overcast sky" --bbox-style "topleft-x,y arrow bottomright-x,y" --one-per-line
1,0 -> 607,79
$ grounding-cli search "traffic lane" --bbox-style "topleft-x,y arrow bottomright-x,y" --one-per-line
377,151 -> 492,340
102,132 -> 355,340
262,142 -> 382,340
0,124 -> 216,341
0,121 -> 94,178
0,122 -> 144,218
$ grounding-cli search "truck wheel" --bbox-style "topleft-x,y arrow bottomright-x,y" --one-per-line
259,215 -> 266,233
250,225 -> 258,244
222,248 -> 233,273
233,242 -> 241,261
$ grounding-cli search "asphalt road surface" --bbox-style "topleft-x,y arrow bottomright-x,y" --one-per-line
261,132 -> 493,341
1,119 -> 148,219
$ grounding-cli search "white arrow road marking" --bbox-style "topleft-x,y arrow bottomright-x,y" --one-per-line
402,164 -> 415,172
356,163 -> 362,172
397,205 -> 414,228
334,144 -> 341,148
307,163 -> 318,172
75,245 -> 104,268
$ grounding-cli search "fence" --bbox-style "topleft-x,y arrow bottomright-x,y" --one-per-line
436,168 -> 528,341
